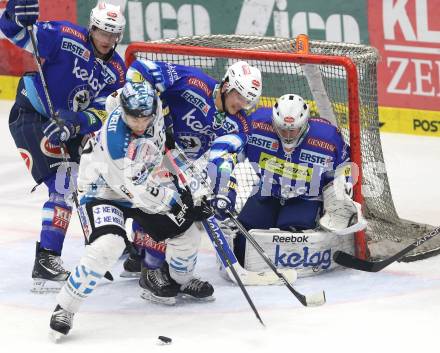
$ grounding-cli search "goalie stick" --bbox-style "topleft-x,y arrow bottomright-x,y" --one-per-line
26,27 -> 113,281
168,146 -> 325,307
226,209 -> 326,307
164,149 -> 265,327
333,226 -> 440,272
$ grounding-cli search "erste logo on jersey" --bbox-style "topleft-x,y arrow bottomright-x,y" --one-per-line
223,117 -> 239,133
248,133 -> 279,151
181,90 -> 211,116
61,38 -> 90,62
299,149 -> 333,167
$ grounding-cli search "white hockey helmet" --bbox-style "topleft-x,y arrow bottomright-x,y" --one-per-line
89,2 -> 126,35
222,61 -> 262,110
272,94 -> 310,151
120,80 -> 162,122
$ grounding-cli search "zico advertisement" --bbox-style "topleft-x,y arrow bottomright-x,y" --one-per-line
1,0 -> 438,137
369,0 -> 440,136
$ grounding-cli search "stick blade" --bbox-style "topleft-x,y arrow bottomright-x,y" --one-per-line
333,251 -> 383,272
305,291 -> 326,307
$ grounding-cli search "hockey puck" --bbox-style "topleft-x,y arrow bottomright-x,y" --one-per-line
157,336 -> 172,345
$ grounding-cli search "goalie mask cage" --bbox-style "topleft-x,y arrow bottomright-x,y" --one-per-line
126,34 -> 438,262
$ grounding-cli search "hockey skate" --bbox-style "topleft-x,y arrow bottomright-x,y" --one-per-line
31,242 -> 70,294
139,262 -> 180,305
49,304 -> 74,341
179,278 -> 215,302
120,254 -> 142,278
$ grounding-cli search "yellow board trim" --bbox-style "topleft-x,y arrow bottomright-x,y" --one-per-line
0,75 -> 20,100
379,106 -> 440,137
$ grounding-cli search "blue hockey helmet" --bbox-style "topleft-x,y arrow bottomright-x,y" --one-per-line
120,80 -> 158,118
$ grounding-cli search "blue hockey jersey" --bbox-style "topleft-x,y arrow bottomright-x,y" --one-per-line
0,15 -> 126,122
127,59 -> 250,160
212,107 -> 351,201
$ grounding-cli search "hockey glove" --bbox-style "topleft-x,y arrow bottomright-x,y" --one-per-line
190,197 -> 213,221
170,187 -> 195,223
210,194 -> 233,221
42,110 -> 80,145
7,0 -> 39,27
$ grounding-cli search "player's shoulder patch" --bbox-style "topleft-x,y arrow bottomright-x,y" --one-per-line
107,58 -> 126,86
59,22 -> 88,42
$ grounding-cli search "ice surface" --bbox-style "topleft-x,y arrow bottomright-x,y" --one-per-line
1,100 -> 439,352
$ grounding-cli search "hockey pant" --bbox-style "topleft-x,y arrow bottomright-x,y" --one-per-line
9,76 -> 85,184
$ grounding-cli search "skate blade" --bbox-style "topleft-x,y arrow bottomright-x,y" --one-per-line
49,329 -> 65,343
119,270 -> 141,278
179,294 -> 216,302
31,279 -> 64,294
140,289 -> 176,305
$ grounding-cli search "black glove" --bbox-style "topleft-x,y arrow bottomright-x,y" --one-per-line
189,197 -> 213,221
7,0 -> 39,27
170,187 -> 194,223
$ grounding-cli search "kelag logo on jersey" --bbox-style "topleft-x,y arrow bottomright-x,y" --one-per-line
248,133 -> 279,151
274,245 -> 332,270
181,90 -> 211,116
61,38 -> 90,62
72,58 -> 106,94
299,149 -> 333,167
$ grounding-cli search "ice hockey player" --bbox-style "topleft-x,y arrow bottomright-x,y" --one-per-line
0,1 -> 126,292
209,94 -> 367,265
107,59 -> 262,278
49,79 -> 214,339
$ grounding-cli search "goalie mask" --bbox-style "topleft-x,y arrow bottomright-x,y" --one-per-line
89,2 -> 126,40
222,61 -> 262,111
272,94 -> 310,153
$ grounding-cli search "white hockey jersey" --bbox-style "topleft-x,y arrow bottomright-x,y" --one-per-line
77,107 -> 179,215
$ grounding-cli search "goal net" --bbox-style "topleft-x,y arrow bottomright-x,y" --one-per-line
126,34 -> 438,261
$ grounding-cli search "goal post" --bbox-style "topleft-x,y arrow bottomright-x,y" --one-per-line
125,34 -> 438,262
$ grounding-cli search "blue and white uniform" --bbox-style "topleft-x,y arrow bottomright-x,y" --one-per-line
0,13 -> 126,255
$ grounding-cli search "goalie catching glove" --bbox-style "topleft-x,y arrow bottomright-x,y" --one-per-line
319,175 -> 367,235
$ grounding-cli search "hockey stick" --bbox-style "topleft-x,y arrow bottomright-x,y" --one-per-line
202,216 -> 297,286
26,27 -> 113,281
168,147 -> 298,285
225,209 -> 326,307
333,226 -> 440,272
164,149 -> 265,326
167,147 -> 325,307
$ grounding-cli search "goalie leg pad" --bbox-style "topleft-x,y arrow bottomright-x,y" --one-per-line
166,223 -> 201,285
57,234 -> 125,313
